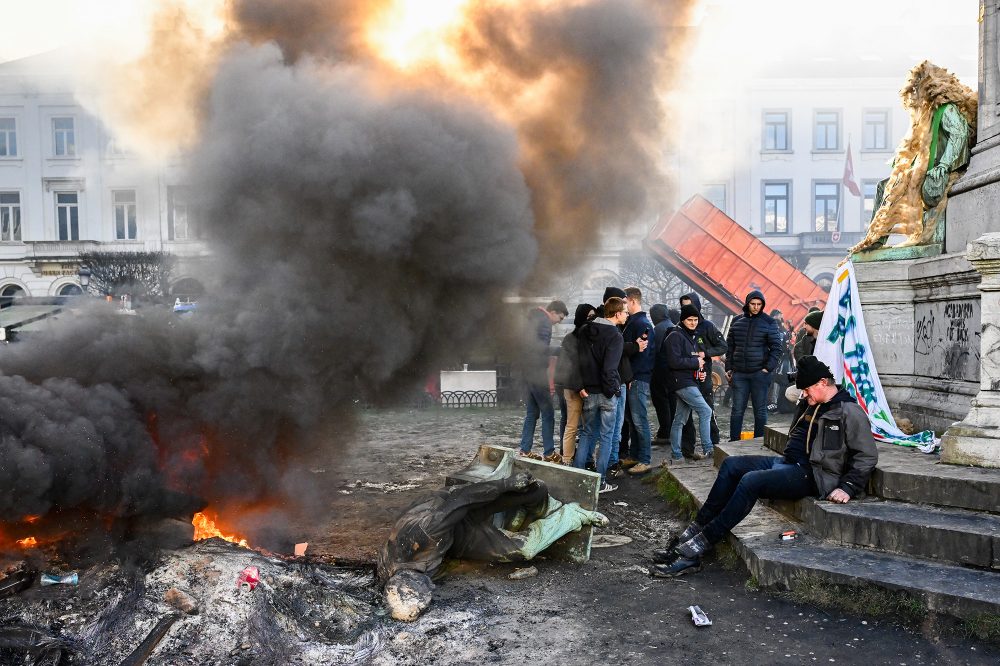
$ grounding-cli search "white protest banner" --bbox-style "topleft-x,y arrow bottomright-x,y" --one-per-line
814,261 -> 939,453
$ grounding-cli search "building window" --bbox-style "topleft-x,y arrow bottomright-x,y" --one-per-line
763,111 -> 789,151
113,189 -> 137,240
863,109 -> 890,151
762,181 -> 790,234
813,111 -> 840,151
53,117 -> 76,157
862,180 -> 880,224
813,182 -> 840,232
702,184 -> 727,214
168,187 -> 192,240
56,192 -> 79,240
0,193 -> 21,241
0,118 -> 17,157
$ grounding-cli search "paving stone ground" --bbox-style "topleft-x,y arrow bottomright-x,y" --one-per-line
291,405 -> 1000,665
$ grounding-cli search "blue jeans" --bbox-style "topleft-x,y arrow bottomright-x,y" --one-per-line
671,385 -> 713,459
520,382 -> 555,456
608,383 -> 627,466
627,380 -> 652,465
729,370 -> 772,441
696,456 -> 816,545
574,392 -> 619,484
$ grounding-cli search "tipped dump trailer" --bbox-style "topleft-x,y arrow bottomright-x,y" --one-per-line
643,195 -> 828,328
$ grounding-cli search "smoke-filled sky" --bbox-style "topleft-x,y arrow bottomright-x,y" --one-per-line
0,0 -> 695,539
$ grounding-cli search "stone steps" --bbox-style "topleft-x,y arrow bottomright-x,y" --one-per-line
661,438 -> 1000,620
718,439 -> 1000,569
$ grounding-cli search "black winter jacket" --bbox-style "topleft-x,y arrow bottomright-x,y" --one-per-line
665,326 -> 703,391
578,318 -> 624,398
678,293 -> 727,373
725,290 -> 784,373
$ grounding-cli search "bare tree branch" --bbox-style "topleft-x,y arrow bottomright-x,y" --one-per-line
77,251 -> 178,303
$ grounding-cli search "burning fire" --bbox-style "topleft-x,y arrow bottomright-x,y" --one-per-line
192,511 -> 248,548
16,537 -> 38,548
366,0 -> 469,69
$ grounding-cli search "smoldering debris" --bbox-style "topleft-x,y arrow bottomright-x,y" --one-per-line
0,540 -> 390,665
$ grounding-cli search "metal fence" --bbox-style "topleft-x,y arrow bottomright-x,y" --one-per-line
439,390 -> 498,408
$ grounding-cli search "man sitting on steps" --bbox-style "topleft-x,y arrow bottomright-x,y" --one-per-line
649,355 -> 878,577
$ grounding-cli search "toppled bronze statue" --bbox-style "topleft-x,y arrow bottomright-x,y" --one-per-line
849,61 -> 977,256
377,472 -> 607,621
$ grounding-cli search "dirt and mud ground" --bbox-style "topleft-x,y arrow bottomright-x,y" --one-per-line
299,406 -> 1000,665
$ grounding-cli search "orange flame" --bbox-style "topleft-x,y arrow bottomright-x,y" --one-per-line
22,515 -> 40,524
16,537 -> 38,548
192,511 -> 248,548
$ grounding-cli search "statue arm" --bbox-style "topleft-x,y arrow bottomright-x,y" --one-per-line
934,103 -> 971,172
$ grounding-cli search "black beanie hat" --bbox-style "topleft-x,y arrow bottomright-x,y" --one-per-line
804,310 -> 824,330
602,286 -> 627,303
795,355 -> 834,389
679,304 -> 700,322
573,303 -> 596,328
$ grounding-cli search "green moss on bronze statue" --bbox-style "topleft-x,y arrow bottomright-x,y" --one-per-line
849,61 -> 977,256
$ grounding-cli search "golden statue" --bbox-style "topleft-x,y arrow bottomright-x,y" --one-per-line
849,61 -> 977,255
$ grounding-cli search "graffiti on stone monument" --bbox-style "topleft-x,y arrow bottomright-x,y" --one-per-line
913,300 -> 981,381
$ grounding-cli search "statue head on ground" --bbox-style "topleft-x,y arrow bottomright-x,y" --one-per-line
384,569 -> 435,622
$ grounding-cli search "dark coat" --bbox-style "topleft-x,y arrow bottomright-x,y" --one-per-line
554,330 -> 584,391
578,318 -> 624,398
521,307 -> 555,384
679,293 -> 727,373
622,311 -> 655,382
664,326 -> 703,391
787,390 -> 879,499
725,290 -> 783,373
652,320 -> 675,374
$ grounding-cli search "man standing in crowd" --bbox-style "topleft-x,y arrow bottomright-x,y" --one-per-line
651,356 -> 878,576
620,287 -> 656,476
665,304 -> 716,462
648,303 -> 674,447
600,287 -> 644,479
725,290 -> 783,441
575,296 -> 628,493
793,309 -> 824,363
554,303 -> 596,465
519,300 -> 568,462
678,292 -> 727,460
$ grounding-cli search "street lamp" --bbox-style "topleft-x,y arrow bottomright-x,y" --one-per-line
78,265 -> 91,293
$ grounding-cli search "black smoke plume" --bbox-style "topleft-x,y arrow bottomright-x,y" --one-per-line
0,0 -> 692,534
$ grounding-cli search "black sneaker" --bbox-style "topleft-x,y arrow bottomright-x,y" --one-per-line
585,461 -> 597,472
607,463 -> 623,479
651,556 -> 701,577
599,482 -> 618,494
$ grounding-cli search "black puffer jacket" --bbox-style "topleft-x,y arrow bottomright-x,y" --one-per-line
725,290 -> 784,373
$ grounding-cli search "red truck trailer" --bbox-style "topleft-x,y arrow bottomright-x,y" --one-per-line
643,195 -> 828,328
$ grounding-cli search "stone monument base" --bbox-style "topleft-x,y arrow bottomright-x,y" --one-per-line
852,252 -> 980,435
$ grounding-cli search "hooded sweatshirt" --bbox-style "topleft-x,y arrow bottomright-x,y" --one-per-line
725,290 -> 783,373
554,304 -> 595,391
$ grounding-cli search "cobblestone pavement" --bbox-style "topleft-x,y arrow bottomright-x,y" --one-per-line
294,405 -> 998,666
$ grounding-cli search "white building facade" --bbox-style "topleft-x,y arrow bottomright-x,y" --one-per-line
0,52 -> 208,301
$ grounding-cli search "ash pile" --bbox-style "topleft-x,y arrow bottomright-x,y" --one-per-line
0,539 -> 388,665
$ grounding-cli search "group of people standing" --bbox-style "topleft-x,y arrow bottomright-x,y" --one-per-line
519,286 -> 829,495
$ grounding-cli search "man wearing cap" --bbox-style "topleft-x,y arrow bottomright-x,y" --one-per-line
650,355 -> 878,577
793,309 -> 824,364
